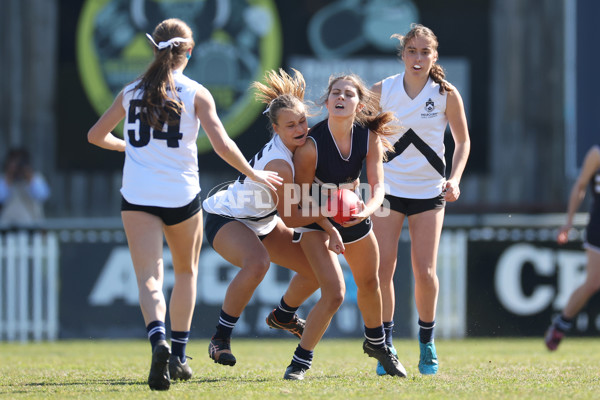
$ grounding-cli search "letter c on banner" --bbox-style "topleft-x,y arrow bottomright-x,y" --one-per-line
494,243 -> 555,316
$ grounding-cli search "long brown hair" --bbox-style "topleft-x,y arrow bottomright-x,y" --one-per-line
392,24 -> 452,94
321,73 -> 398,157
134,18 -> 195,131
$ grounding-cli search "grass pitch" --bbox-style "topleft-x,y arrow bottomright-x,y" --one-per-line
1,337 -> 599,399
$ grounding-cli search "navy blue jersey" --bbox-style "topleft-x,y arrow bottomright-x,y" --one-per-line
586,169 -> 600,248
309,119 -> 369,186
589,170 -> 600,210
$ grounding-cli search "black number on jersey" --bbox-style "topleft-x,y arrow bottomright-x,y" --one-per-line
127,100 -> 183,148
237,143 -> 270,184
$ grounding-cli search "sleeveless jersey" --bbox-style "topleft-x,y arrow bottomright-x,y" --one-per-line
294,119 -> 371,243
202,134 -> 293,236
380,72 -> 448,198
309,119 -> 369,187
586,152 -> 600,248
120,71 -> 201,208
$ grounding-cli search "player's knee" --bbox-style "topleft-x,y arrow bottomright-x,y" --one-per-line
357,275 -> 379,293
173,269 -> 197,282
243,257 -> 271,282
413,267 -> 437,285
585,278 -> 600,293
325,290 -> 345,312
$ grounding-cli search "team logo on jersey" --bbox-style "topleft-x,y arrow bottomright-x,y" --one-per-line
77,0 -> 282,154
421,98 -> 439,119
425,98 -> 435,112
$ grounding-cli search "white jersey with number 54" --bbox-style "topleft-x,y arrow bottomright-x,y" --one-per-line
121,70 -> 201,208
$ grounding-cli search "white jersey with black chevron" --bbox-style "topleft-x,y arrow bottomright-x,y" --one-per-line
202,134 -> 293,236
120,70 -> 201,207
380,72 -> 449,199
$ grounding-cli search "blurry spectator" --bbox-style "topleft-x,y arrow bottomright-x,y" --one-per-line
0,147 -> 50,227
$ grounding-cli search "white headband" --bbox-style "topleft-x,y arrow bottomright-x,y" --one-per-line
263,99 -> 275,115
146,33 -> 191,50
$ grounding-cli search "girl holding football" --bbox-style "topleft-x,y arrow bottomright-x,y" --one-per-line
283,73 -> 407,380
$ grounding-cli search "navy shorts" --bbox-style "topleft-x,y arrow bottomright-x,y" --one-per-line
120,193 -> 201,226
293,217 -> 372,244
204,212 -> 268,249
383,193 -> 445,216
585,209 -> 600,250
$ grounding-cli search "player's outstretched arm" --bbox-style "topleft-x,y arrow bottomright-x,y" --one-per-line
195,86 -> 282,191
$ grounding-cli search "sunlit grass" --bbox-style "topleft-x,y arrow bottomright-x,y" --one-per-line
1,338 -> 599,399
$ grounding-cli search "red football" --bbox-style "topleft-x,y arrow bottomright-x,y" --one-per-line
327,188 -> 361,224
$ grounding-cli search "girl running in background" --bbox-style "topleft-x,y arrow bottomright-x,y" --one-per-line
87,18 -> 281,391
545,145 -> 600,350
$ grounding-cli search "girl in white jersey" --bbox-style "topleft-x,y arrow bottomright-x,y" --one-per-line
371,24 -> 470,376
202,69 -> 344,370
87,18 -> 281,391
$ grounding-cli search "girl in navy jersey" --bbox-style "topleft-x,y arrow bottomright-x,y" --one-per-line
370,24 -> 470,375
202,68 -> 344,368
545,145 -> 600,351
87,18 -> 281,391
282,73 -> 407,380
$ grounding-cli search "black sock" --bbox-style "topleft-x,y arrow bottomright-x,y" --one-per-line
146,321 -> 166,351
171,330 -> 190,362
418,319 -> 435,344
383,321 -> 394,348
214,309 -> 239,340
291,344 -> 313,370
554,315 -> 573,333
273,296 -> 299,324
364,325 -> 386,349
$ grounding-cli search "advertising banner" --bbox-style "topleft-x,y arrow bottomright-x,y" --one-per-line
466,227 -> 599,337
58,229 -> 413,339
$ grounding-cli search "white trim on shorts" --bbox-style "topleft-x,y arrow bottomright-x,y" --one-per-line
583,241 -> 600,254
292,223 -> 372,245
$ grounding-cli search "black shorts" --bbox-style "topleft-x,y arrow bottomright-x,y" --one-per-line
293,217 -> 372,244
120,193 -> 201,226
383,193 -> 445,216
204,212 -> 268,249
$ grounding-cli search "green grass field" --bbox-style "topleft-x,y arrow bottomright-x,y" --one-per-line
1,337 -> 599,399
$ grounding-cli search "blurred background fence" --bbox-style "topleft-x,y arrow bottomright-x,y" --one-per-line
3,213 -> 597,342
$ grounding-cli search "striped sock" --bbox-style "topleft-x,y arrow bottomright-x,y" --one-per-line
171,330 -> 190,362
214,309 -> 239,340
273,297 -> 299,324
418,319 -> 435,343
291,344 -> 313,370
146,321 -> 166,351
364,325 -> 386,349
383,321 -> 394,348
